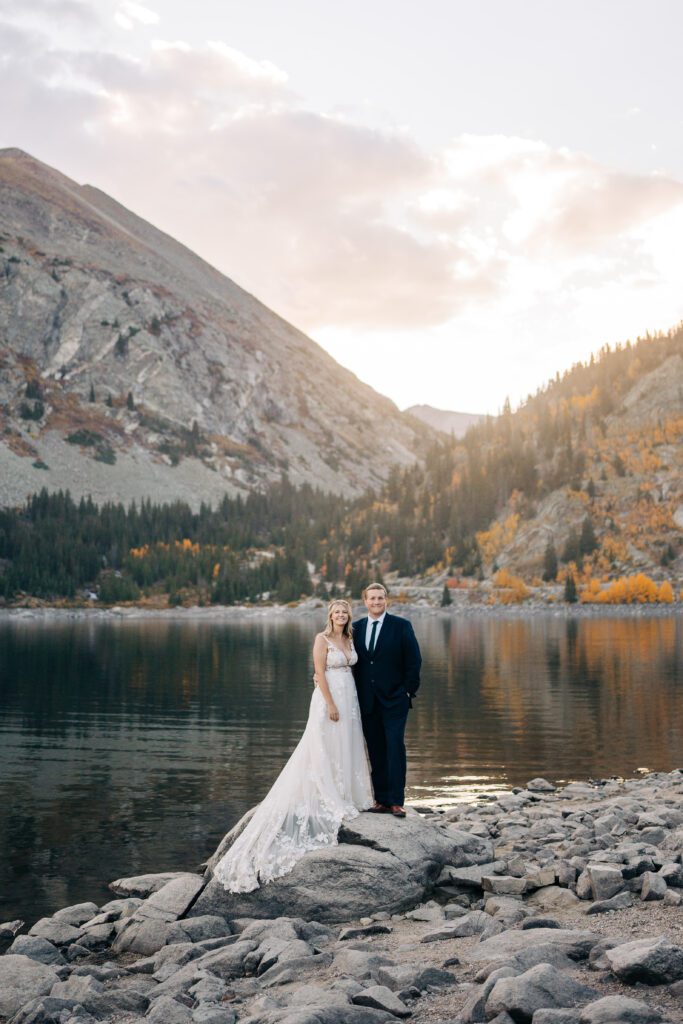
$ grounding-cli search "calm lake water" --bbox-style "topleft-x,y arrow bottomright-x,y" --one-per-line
1,611 -> 682,925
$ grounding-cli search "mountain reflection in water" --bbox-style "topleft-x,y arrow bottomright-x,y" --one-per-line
0,612 -> 681,924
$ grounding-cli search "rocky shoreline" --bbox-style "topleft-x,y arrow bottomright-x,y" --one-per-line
1,599 -> 682,624
4,771 -> 683,1023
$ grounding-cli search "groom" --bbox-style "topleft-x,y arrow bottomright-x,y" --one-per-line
353,583 -> 422,818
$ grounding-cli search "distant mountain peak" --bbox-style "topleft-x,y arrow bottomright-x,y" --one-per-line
406,404 -> 486,437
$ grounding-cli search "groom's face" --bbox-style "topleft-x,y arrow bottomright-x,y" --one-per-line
364,588 -> 387,619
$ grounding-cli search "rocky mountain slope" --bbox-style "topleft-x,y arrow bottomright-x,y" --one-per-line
0,149 -> 431,508
341,326 -> 683,587
406,404 -> 484,437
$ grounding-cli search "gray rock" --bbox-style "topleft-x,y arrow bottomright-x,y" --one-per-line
578,994 -> 664,1022
0,955 -> 60,1017
83,987 -> 150,1016
532,1012 -> 577,1023
525,887 -> 580,911
288,985 -> 351,1008
140,873 -> 206,922
486,962 -> 596,1021
183,938 -> 257,982
641,872 -> 667,901
352,985 -> 410,1018
376,963 -> 456,992
109,871 -> 191,897
586,891 -> 633,914
7,995 -> 82,1024
50,974 -> 104,1000
76,922 -> 117,950
7,935 -> 65,965
27,918 -> 82,947
524,867 -> 557,890
153,941 -> 202,973
194,812 -> 481,923
52,902 -> 99,927
112,916 -> 179,955
99,896 -> 144,916
333,948 -> 395,980
146,994 -> 193,1022
456,965 -> 516,1023
468,928 -> 599,965
420,911 -> 490,942
405,901 -> 444,922
192,1007 -> 237,1024
526,778 -> 556,792
585,865 -> 625,901
187,974 -> 228,1004
260,953 -> 333,987
444,903 -> 469,920
659,862 -> 683,887
474,946 -> 577,983
168,916 -> 232,944
436,862 -> 504,891
482,876 -> 527,896
605,936 -> 683,984
256,939 -> 314,976
242,1009 -> 394,1024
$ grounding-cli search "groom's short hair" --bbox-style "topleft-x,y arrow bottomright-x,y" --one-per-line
363,582 -> 387,598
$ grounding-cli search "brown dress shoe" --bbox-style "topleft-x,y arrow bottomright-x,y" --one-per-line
368,802 -> 391,813
390,805 -> 406,818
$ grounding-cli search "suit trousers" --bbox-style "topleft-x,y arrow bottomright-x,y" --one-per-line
361,698 -> 409,807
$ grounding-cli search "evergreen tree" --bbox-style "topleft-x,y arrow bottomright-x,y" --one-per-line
562,528 -> 580,564
542,539 -> 558,582
126,391 -> 135,411
586,477 -> 596,499
106,394 -> 113,408
441,583 -> 452,607
89,383 -> 96,402
579,516 -> 598,556
564,572 -> 578,603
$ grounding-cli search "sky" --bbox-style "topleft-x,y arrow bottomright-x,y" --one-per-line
1,0 -> 682,415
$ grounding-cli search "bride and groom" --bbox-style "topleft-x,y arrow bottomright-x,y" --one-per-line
214,583 -> 422,893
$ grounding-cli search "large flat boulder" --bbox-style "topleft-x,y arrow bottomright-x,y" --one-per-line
468,928 -> 600,965
191,810 -> 486,923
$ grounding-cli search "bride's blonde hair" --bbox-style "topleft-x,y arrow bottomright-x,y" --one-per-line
323,599 -> 353,639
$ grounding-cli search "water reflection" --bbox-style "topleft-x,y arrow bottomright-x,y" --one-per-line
1,612 -> 682,924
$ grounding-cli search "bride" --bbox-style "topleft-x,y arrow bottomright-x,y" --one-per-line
214,599 -> 374,893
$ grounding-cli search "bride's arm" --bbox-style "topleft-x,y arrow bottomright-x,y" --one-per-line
313,635 -> 340,722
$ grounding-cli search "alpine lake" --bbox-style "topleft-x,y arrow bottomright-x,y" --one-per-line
1,608 -> 682,925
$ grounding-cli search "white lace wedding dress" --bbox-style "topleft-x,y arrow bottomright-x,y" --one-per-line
214,638 -> 374,893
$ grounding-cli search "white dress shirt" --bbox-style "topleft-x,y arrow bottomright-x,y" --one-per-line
365,611 -> 386,649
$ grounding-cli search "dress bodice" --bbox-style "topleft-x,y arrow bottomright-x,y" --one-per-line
325,639 -> 357,670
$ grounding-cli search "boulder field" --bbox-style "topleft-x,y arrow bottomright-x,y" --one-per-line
4,770 -> 683,1022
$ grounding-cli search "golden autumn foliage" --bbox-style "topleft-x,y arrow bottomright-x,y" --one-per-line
476,513 -> 520,563
580,572 -> 673,604
492,568 -> 530,604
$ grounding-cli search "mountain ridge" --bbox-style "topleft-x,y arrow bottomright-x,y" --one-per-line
0,148 -> 432,508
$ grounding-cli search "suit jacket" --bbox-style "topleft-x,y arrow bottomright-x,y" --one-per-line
352,612 -> 421,716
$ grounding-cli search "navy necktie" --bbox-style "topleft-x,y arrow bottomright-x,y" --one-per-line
368,620 -> 378,654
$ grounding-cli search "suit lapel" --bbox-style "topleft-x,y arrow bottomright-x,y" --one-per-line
356,617 -> 369,652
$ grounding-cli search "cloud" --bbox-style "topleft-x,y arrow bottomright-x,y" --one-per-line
114,1 -> 158,30
0,13 -> 682,346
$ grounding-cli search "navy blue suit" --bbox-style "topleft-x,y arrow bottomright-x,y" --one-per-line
352,613 -> 421,807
